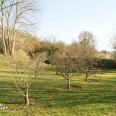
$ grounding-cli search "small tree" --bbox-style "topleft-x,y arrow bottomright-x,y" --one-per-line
77,54 -> 97,81
26,40 -> 45,79
54,52 -> 76,89
13,56 -> 32,105
13,76 -> 31,105
31,53 -> 44,79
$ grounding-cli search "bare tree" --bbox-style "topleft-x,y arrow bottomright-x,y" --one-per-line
1,0 -> 6,56
0,0 -> 39,56
25,39 -> 45,79
13,60 -> 33,105
31,53 -> 44,79
77,50 -> 97,81
14,77 -> 31,105
77,31 -> 97,81
54,48 -> 76,89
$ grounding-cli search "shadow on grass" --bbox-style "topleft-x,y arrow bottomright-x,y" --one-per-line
29,79 -> 116,109
1,72 -> 116,109
0,80 -> 24,105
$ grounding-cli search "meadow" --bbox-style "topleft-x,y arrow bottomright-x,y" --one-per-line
0,61 -> 116,116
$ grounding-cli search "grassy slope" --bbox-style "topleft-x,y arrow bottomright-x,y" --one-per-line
0,63 -> 116,116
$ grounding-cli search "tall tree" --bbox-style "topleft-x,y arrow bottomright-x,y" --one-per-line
0,0 -> 39,56
54,46 -> 76,89
77,31 -> 97,81
1,0 -> 6,56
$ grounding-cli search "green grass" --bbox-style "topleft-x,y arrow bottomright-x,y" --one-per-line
0,63 -> 116,116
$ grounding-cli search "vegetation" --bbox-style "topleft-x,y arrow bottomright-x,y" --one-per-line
0,0 -> 38,56
0,1 -> 116,116
0,28 -> 115,115
0,56 -> 116,115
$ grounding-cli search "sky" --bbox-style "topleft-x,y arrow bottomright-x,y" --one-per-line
37,0 -> 116,51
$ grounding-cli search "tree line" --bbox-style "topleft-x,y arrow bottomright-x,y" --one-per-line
23,31 -> 116,90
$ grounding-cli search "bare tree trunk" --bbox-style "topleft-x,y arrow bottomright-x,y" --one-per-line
6,0 -> 14,55
25,82 -> 29,105
67,78 -> 70,89
1,0 -> 7,56
11,32 -> 16,56
85,68 -> 89,81
11,42 -> 15,56
6,15 -> 11,55
35,61 -> 39,79
85,72 -> 88,81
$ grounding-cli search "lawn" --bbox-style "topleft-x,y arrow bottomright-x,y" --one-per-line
0,63 -> 116,116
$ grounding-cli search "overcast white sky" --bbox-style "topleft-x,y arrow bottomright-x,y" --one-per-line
37,0 -> 116,51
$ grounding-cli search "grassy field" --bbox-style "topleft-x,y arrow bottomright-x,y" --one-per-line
0,62 -> 116,116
